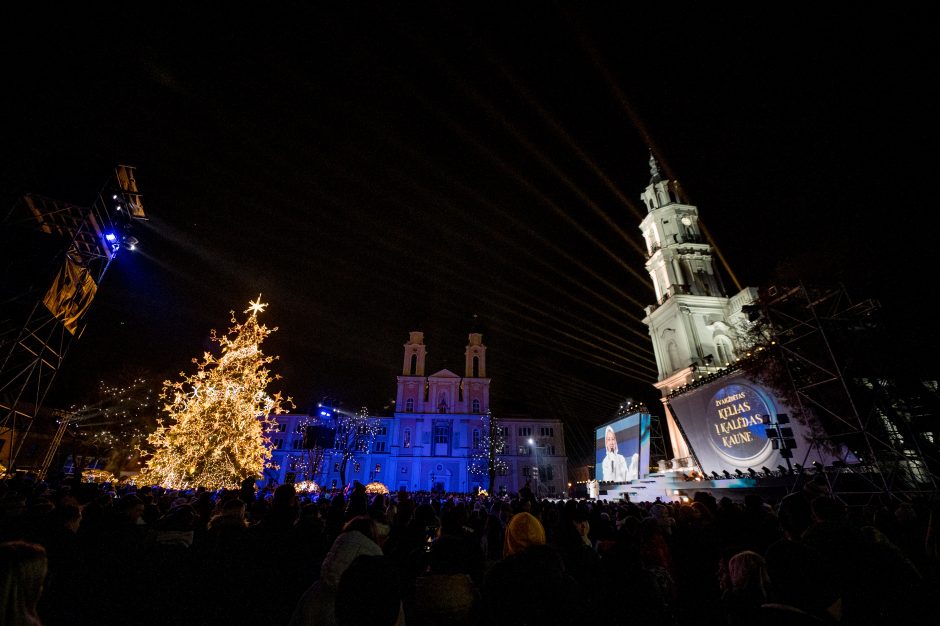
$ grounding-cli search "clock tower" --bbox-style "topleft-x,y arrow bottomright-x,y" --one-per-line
639,154 -> 758,461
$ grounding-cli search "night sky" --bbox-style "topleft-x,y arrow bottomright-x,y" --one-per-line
4,4 -> 937,462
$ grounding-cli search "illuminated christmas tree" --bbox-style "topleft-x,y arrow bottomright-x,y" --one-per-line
136,296 -> 292,490
469,410 -> 508,494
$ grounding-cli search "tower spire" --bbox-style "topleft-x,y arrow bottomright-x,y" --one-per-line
649,151 -> 662,184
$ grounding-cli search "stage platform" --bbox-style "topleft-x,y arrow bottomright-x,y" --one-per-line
595,471 -> 797,504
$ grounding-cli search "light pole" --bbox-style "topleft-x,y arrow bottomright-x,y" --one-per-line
528,438 -> 542,498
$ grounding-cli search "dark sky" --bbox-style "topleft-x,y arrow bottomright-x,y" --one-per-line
4,3 -> 937,462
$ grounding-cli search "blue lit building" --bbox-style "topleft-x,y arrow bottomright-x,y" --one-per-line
266,332 -> 568,496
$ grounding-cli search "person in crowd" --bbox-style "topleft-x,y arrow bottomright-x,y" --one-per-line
0,540 -> 48,626
483,512 -> 589,625
408,533 -> 482,626
289,515 -> 384,626
335,555 -> 405,626
721,550 -> 770,626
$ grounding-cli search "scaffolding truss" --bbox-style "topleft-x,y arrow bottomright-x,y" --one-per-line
0,166 -> 145,478
749,282 -> 940,505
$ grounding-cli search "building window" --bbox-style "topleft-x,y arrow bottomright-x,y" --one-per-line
472,355 -> 480,377
473,429 -> 481,449
518,427 -> 532,437
522,467 -> 531,477
334,462 -> 340,471
498,426 -> 509,437
375,464 -> 381,474
401,467 -> 407,473
374,441 -> 386,452
403,429 -> 411,448
546,445 -> 556,455
540,427 -> 554,437
278,423 -> 287,432
354,462 -> 361,472
405,398 -> 414,412
434,423 -> 448,444
410,353 -> 418,375
292,439 -> 301,449
472,399 -> 481,413
498,466 -> 508,476
518,445 -> 531,455
376,426 -> 387,436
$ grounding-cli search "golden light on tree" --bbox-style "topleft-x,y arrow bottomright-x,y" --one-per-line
136,297 -> 293,490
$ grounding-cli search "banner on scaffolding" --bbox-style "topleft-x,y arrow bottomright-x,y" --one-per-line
42,255 -> 97,335
666,372 -> 838,475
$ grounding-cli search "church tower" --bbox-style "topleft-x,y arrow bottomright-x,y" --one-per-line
397,331 -> 428,413
639,154 -> 757,460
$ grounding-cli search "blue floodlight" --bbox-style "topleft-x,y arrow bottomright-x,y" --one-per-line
105,232 -> 117,243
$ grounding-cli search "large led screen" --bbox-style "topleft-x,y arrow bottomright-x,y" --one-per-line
595,412 -> 650,483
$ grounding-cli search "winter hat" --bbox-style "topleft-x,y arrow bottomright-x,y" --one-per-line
503,512 -> 546,557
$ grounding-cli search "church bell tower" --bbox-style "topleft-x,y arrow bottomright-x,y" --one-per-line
639,154 -> 758,460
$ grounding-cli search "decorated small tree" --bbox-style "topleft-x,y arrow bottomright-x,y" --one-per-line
469,410 -> 508,494
333,406 -> 378,488
137,296 -> 292,490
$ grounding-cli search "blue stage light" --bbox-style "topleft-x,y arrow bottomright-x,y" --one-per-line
105,232 -> 117,243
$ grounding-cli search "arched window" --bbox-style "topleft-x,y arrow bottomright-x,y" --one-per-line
667,341 -> 680,373
409,353 -> 417,375
472,399 -> 481,413
405,398 -> 414,412
403,428 -> 411,448
472,355 -> 480,377
438,393 -> 448,414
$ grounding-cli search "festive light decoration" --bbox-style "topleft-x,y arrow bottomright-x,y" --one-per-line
330,406 -> 379,487
469,410 -> 508,493
294,480 -> 320,494
136,297 -> 292,490
67,376 -> 159,476
82,468 -> 115,483
364,481 -> 389,495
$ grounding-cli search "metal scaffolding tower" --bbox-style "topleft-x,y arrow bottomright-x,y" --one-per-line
747,283 -> 940,505
0,166 -> 145,478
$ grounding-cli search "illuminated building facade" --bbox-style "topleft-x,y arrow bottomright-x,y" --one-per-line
267,332 -> 568,496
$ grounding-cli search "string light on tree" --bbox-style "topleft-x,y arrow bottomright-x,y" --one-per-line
469,410 -> 508,494
136,296 -> 293,490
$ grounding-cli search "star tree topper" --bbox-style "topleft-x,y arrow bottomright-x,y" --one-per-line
246,294 -> 267,316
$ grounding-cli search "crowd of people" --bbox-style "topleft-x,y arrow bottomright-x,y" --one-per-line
2,471 -> 939,625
